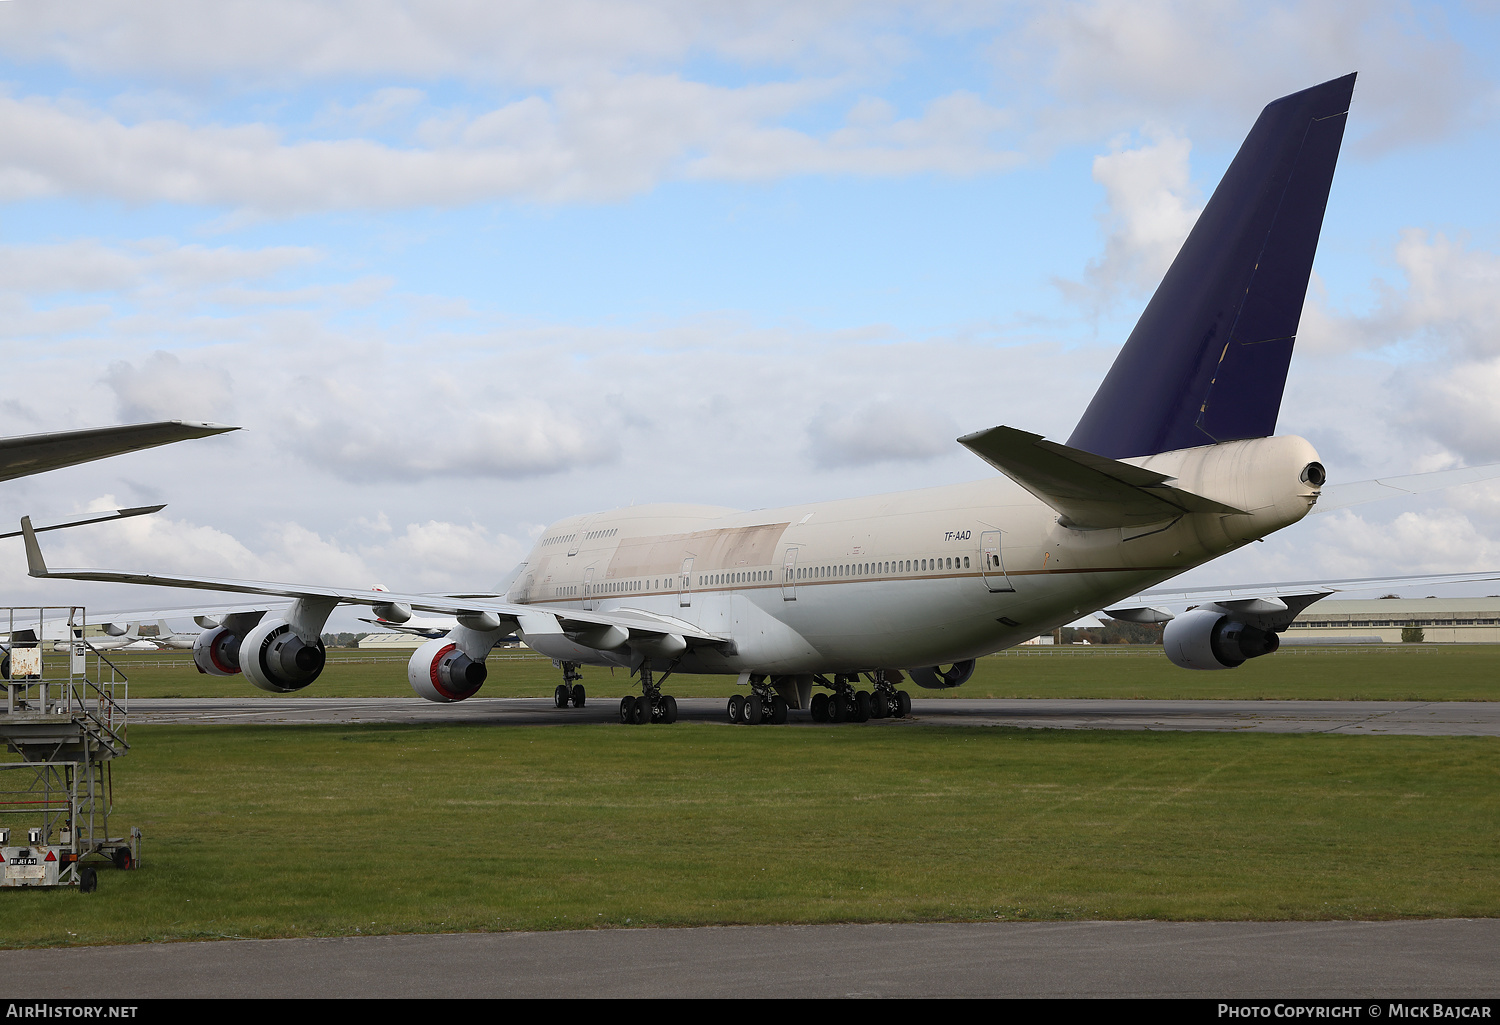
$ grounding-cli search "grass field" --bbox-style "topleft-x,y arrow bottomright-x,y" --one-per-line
97,644 -> 1500,702
1,723 -> 1496,947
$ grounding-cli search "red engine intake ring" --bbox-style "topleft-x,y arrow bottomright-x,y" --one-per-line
428,643 -> 483,701
208,632 -> 239,675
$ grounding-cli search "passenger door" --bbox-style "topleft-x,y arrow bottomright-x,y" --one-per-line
979,531 -> 1015,593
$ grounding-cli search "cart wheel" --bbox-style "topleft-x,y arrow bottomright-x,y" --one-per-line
79,867 -> 97,893
112,848 -> 133,871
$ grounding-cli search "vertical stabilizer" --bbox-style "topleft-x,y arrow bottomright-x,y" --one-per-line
1068,74 -> 1354,459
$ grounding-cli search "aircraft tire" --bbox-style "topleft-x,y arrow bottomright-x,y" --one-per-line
854,692 -> 871,722
554,685 -> 569,709
810,693 -> 829,722
896,690 -> 911,718
745,693 -> 763,725
728,695 -> 744,724
663,695 -> 678,724
572,684 -> 586,708
635,698 -> 651,725
771,695 -> 788,724
619,695 -> 636,724
828,694 -> 845,723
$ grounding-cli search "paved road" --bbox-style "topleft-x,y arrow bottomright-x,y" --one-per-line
1,920 -> 1495,998
125,696 -> 1500,735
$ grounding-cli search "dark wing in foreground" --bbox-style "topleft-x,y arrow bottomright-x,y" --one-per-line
0,420 -> 238,482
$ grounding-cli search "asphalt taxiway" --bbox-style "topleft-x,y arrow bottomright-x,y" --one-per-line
125,696 -> 1500,735
2,920 -> 1495,998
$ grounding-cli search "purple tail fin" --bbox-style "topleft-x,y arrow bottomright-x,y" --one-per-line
1068,74 -> 1354,459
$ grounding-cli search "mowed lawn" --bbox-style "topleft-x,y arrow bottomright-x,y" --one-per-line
1,724 -> 1496,947
108,644 -> 1500,701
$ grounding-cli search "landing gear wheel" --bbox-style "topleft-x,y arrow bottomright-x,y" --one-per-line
554,684 -> 570,708
854,691 -> 872,723
869,692 -> 889,719
896,690 -> 912,718
662,695 -> 678,724
810,693 -> 829,722
745,693 -> 763,725
634,697 -> 652,724
571,684 -> 586,708
771,695 -> 788,725
619,695 -> 637,724
79,867 -> 97,893
828,693 -> 846,723
728,694 -> 744,724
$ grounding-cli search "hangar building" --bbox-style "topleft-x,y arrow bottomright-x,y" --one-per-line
1282,597 -> 1500,643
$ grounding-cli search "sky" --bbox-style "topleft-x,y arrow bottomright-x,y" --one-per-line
3,0 -> 1500,629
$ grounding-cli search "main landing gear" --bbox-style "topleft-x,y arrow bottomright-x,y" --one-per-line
553,661 -> 586,708
809,671 -> 911,723
619,664 -> 678,725
726,674 -> 787,725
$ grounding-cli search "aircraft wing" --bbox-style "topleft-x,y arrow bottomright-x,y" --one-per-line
0,420 -> 238,482
1103,570 -> 1500,627
20,518 -> 728,646
1314,462 -> 1500,514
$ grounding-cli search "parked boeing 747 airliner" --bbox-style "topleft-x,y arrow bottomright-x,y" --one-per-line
20,74 -> 1500,724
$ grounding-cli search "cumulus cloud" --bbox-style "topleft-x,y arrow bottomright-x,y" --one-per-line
806,398 -> 959,468
1058,129 -> 1200,310
0,80 -> 1019,211
1020,0 -> 1482,153
103,351 -> 235,424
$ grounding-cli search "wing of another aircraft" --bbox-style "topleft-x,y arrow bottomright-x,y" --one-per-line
0,420 -> 237,482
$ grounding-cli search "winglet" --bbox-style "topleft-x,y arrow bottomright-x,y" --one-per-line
21,516 -> 48,577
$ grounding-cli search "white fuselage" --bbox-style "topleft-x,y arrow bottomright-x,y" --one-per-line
507,436 -> 1323,676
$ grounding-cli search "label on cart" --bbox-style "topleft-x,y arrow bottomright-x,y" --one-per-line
2,846 -> 60,885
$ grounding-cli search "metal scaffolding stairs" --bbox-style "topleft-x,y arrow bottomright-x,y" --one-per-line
1,608 -> 137,890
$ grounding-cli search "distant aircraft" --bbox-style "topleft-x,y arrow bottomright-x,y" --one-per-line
148,620 -> 197,649
23,75 -> 1500,723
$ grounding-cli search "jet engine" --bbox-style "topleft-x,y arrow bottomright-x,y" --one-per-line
408,637 -> 487,703
1163,608 -> 1280,670
238,617 -> 326,693
906,659 -> 977,689
192,626 -> 243,676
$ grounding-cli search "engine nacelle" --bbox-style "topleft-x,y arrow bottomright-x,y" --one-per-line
906,659 -> 977,689
371,601 -> 412,624
408,638 -> 488,703
1163,608 -> 1281,670
192,626 -> 243,676
239,618 -> 326,693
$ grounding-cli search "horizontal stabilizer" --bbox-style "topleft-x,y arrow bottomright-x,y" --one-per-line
958,425 -> 1245,528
